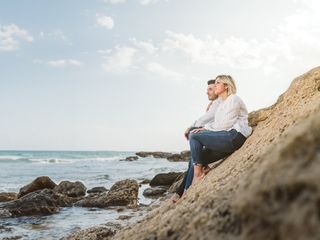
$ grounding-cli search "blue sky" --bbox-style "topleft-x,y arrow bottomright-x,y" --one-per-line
1,0 -> 319,151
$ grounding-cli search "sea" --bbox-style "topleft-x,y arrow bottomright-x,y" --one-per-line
0,150 -> 188,240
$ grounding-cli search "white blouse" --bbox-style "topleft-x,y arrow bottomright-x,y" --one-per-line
204,94 -> 252,137
190,98 -> 222,128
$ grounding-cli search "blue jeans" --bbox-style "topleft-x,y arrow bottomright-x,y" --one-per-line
189,129 -> 246,165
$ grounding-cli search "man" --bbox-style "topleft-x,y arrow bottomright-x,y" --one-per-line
171,79 -> 221,203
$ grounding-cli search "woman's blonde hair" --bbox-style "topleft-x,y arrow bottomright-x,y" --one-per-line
215,75 -> 237,96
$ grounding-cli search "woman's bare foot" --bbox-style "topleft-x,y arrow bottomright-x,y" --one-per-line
170,193 -> 180,203
192,164 -> 205,185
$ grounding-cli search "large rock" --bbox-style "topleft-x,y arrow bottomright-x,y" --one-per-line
87,187 -> 108,194
167,151 -> 191,162
62,223 -> 122,240
135,151 -> 172,158
0,189 -> 72,217
143,186 -> 168,197
75,179 -> 139,208
54,181 -> 86,197
120,156 -> 139,161
150,172 -> 183,187
17,176 -> 57,198
0,192 -> 17,202
112,67 -> 320,240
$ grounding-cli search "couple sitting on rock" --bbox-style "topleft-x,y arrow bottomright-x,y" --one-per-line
171,75 -> 252,203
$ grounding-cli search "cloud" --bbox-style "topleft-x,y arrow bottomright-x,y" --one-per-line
0,24 -> 33,51
33,59 -> 83,67
130,38 -> 158,54
100,46 -> 137,73
39,30 -> 71,44
96,14 -> 114,29
104,0 -> 126,4
146,62 -> 183,80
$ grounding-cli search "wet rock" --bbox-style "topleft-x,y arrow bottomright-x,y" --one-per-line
168,172 -> 187,193
139,179 -> 151,185
75,179 -> 139,208
135,151 -> 172,158
150,172 -> 183,187
17,176 -> 57,199
1,189 -> 72,217
143,187 -> 168,197
117,215 -> 133,220
0,192 -> 17,202
120,156 -> 138,161
167,151 -> 191,162
87,187 -> 108,194
54,181 -> 86,198
62,224 -> 120,240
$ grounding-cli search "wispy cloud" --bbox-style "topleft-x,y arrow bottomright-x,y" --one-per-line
100,46 -> 137,73
33,59 -> 83,68
104,0 -> 126,4
0,24 -> 33,51
146,62 -> 183,80
39,30 -> 71,45
130,38 -> 158,54
104,0 -> 169,6
96,14 -> 114,29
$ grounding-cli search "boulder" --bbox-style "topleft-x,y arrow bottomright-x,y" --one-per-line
149,172 -> 183,187
135,151 -> 172,158
1,189 -> 72,217
87,187 -> 108,194
143,187 -> 168,197
75,179 -> 139,208
120,156 -> 139,161
54,181 -> 86,197
17,176 -> 57,199
168,172 -> 187,193
166,151 -> 191,162
62,223 -> 122,240
0,192 -> 17,202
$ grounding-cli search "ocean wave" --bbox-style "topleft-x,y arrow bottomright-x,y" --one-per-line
0,156 -> 123,164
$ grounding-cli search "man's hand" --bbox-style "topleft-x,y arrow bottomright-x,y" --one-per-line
184,128 -> 190,140
190,127 -> 206,134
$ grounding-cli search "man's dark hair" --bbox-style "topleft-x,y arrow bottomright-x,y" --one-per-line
207,79 -> 215,85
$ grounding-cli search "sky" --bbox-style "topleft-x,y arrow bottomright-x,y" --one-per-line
0,0 -> 319,151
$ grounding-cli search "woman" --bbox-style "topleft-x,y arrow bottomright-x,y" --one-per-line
189,75 -> 252,184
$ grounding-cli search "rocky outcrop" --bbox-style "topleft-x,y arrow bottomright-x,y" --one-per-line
112,67 -> 320,240
0,192 -> 17,202
120,156 -> 139,161
143,187 -> 168,197
54,181 -> 86,197
167,151 -> 191,162
0,189 -> 72,217
149,172 -> 183,187
87,187 -> 108,194
135,151 -> 172,158
75,179 -> 139,208
62,223 -> 122,240
135,151 -> 190,162
17,176 -> 57,198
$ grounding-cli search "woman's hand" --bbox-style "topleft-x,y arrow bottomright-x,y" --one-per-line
190,127 -> 206,133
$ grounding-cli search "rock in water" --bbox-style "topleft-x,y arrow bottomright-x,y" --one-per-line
62,224 -> 121,240
54,181 -> 86,197
1,189 -> 71,217
0,192 -> 17,202
149,172 -> 183,187
75,179 -> 138,208
17,176 -> 57,198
